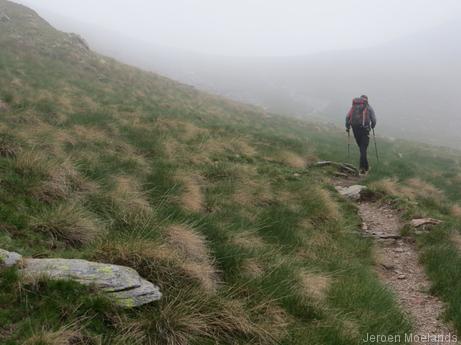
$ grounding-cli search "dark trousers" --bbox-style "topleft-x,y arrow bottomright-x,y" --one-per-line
352,126 -> 370,171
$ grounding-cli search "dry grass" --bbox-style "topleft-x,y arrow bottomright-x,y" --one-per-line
370,178 -> 401,197
450,204 -> 461,218
298,270 -> 332,302
23,324 -> 84,345
371,177 -> 444,202
176,173 -> 205,213
154,118 -> 208,141
241,258 -> 264,278
34,161 -> 96,203
110,175 -> 152,216
233,139 -> 257,157
14,150 -> 54,177
141,290 -> 276,345
316,187 -> 341,221
233,177 -> 273,208
404,178 -> 444,201
450,231 -> 461,252
232,231 -> 266,251
167,224 -> 219,292
277,150 -> 306,169
30,203 -> 103,247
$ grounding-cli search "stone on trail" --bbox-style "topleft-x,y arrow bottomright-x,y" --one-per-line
0,249 -> 22,267
335,185 -> 367,200
0,249 -> 161,308
410,218 -> 442,228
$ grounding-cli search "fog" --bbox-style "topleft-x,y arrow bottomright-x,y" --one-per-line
14,0 -> 461,147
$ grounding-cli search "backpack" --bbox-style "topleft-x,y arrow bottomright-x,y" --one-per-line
348,97 -> 369,128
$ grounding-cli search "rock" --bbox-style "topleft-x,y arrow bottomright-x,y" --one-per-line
373,233 -> 401,240
398,274 -> 407,280
410,218 -> 442,228
315,161 -> 359,176
0,249 -> 161,307
380,261 -> 395,270
335,185 -> 367,200
0,249 -> 22,267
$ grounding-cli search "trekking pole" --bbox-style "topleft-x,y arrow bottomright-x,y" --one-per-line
372,128 -> 379,163
347,130 -> 351,162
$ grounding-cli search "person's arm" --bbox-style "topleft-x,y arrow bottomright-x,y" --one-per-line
368,105 -> 377,128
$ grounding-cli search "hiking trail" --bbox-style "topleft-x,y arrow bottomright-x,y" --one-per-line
336,177 -> 457,344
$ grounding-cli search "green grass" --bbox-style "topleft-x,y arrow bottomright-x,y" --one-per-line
0,0 -> 461,344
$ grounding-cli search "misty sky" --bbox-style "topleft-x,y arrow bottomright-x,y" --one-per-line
15,0 -> 461,57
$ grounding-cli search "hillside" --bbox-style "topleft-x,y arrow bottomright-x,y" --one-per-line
1,1 -> 461,344
56,16 -> 461,148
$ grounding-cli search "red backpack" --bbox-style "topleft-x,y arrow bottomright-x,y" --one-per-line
348,98 -> 369,127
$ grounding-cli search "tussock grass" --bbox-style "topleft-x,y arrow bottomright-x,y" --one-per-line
139,289 -> 276,345
30,203 -> 103,247
298,270 -> 332,303
450,204 -> 461,218
241,258 -> 265,278
176,172 -> 205,213
277,150 -> 306,169
23,324 -> 84,345
35,161 -> 95,203
110,175 -> 152,215
13,150 -> 54,177
166,224 -> 219,292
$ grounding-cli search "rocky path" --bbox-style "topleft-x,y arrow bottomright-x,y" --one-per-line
358,202 -> 456,344
337,178 -> 457,344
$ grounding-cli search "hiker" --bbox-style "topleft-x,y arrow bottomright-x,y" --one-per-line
345,95 -> 377,175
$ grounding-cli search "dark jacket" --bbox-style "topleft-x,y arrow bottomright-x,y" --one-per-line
345,105 -> 377,130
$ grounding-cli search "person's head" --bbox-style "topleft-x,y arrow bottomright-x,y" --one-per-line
361,95 -> 368,101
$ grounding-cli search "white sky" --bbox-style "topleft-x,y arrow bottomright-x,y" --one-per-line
15,0 -> 461,56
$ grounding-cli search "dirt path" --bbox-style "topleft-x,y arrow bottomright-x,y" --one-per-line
337,178 -> 457,344
359,202 -> 456,344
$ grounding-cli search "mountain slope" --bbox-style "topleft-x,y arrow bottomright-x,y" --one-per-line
63,17 -> 461,148
1,1 -> 461,344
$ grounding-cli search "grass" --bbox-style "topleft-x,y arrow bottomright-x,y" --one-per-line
0,0 -> 461,343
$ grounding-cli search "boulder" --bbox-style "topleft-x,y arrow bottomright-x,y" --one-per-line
0,249 -> 161,308
336,185 -> 367,200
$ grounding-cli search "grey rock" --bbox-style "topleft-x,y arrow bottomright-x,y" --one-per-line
0,249 -> 161,307
335,185 -> 367,200
410,218 -> 442,228
0,249 -> 22,267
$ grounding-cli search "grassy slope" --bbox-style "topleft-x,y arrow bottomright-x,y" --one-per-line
0,1 -> 460,344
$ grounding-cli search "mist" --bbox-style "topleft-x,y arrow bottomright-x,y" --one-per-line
14,0 -> 461,147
